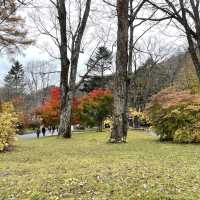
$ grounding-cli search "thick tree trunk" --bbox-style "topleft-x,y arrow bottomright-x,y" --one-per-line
110,0 -> 129,143
57,0 -> 71,138
62,0 -> 92,138
61,90 -> 73,138
62,52 -> 79,138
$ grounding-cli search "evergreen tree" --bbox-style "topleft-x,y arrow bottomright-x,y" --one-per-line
87,46 -> 112,88
4,61 -> 25,99
0,0 -> 32,55
80,75 -> 113,93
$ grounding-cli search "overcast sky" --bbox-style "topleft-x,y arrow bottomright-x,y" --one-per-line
0,0 -> 187,86
0,46 -> 49,85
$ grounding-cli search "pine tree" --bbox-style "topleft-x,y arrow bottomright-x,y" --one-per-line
87,46 -> 112,88
80,75 -> 113,93
0,0 -> 32,55
4,61 -> 25,99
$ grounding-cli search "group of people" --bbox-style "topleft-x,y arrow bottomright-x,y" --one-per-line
128,116 -> 141,128
36,125 -> 57,139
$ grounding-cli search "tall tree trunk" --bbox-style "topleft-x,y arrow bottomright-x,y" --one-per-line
62,49 -> 79,138
128,0 -> 133,74
62,0 -> 92,138
179,0 -> 200,83
57,0 -> 71,138
110,0 -> 129,143
147,0 -> 200,83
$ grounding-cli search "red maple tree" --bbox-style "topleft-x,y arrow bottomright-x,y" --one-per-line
36,88 -> 112,130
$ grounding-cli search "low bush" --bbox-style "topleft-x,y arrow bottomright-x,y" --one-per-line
147,88 -> 200,143
0,102 -> 18,152
174,128 -> 193,143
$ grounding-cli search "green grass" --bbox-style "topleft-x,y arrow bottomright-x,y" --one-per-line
1,131 -> 200,200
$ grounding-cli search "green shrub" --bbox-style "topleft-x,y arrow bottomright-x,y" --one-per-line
147,88 -> 200,143
174,126 -> 200,143
0,102 -> 18,152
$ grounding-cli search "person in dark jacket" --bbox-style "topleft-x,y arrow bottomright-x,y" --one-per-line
52,125 -> 56,134
36,128 -> 40,139
42,127 -> 46,137
134,115 -> 140,128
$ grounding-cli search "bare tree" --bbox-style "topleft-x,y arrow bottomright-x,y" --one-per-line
54,0 -> 92,138
30,0 -> 92,137
25,60 -> 58,94
131,36 -> 172,110
17,59 -> 60,115
103,0 -> 161,142
142,0 -> 200,82
128,0 -> 147,73
32,1 -> 118,138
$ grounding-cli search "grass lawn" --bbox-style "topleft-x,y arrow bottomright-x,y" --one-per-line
1,131 -> 200,200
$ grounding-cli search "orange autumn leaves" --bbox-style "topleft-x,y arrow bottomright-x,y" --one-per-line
36,88 -> 113,127
36,88 -> 61,126
74,89 -> 113,127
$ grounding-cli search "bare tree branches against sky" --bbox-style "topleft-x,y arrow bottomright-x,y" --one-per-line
0,0 -> 189,85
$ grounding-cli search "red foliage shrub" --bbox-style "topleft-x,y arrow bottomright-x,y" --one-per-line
147,88 -> 200,143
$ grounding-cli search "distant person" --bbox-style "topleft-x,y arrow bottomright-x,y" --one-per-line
42,127 -> 46,137
134,116 -> 140,128
128,116 -> 133,127
52,125 -> 56,134
36,128 -> 40,139
48,126 -> 51,132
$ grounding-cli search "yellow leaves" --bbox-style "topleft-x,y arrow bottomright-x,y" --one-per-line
103,117 -> 112,126
170,109 -> 181,115
2,102 -> 15,113
129,108 -> 144,118
129,108 -> 151,125
185,104 -> 200,112
0,102 -> 18,152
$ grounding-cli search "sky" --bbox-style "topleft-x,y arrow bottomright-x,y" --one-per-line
0,46 -> 50,85
0,0 -> 187,87
0,0 -> 115,86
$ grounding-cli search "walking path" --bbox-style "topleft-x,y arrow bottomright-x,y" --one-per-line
18,128 -> 156,140
18,130 -> 58,140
